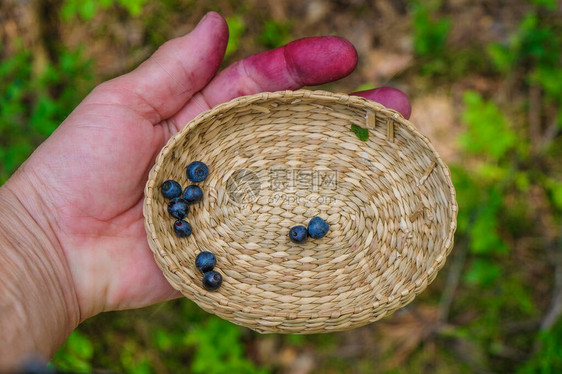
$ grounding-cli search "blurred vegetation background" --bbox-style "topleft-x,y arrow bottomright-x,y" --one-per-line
1,0 -> 562,372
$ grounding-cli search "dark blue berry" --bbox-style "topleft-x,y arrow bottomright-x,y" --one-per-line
202,270 -> 222,291
183,185 -> 204,203
186,161 -> 209,183
195,251 -> 216,273
161,180 -> 182,199
307,216 -> 329,239
173,220 -> 192,238
289,225 -> 308,243
168,197 -> 189,219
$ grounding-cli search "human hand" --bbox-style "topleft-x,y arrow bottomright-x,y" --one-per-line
0,11 -> 410,364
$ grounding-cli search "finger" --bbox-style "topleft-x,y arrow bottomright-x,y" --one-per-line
351,87 -> 411,119
170,36 -> 358,127
87,12 -> 228,124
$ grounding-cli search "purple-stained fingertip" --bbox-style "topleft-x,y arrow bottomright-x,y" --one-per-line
351,87 -> 412,119
285,36 -> 358,86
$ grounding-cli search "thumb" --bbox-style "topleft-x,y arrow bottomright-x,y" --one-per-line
89,12 -> 229,124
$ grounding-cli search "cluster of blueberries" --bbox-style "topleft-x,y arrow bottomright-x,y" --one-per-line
289,217 -> 330,244
161,161 -> 209,238
161,161 -> 330,291
161,161 -> 222,291
195,251 -> 222,291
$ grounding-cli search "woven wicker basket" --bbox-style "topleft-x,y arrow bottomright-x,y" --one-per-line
143,89 -> 457,334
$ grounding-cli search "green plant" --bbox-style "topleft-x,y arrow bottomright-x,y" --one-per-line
488,13 -> 560,73
0,46 -> 93,183
458,91 -> 517,161
51,331 -> 94,372
455,91 -> 517,268
259,20 -> 291,49
409,0 -> 451,76
527,0 -> 557,10
443,4 -> 562,370
61,0 -> 147,20
411,1 -> 451,58
519,319 -> 562,373
353,83 -> 376,92
119,339 -> 153,374
488,10 -> 562,127
450,89 -> 540,368
1,27 -> 96,374
225,15 -> 246,58
184,317 -> 268,374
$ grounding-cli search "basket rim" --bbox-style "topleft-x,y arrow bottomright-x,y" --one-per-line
143,89 -> 458,322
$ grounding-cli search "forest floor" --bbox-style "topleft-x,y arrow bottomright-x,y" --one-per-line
1,0 -> 562,373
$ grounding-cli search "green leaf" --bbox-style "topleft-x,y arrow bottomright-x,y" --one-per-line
31,96 -> 59,136
514,171 -> 530,192
259,20 -> 291,49
505,277 -> 537,315
531,66 -> 562,103
411,1 -> 451,57
60,1 -> 78,21
2,142 -> 32,182
518,13 -> 560,67
464,258 -> 502,286
487,43 -> 515,73
475,163 -> 507,183
486,10 -> 561,77
286,334 -> 305,347
52,331 -> 93,372
225,15 -> 246,58
545,178 -> 562,211
518,318 -> 562,373
451,166 -> 480,234
351,124 -> 369,141
78,0 -> 98,20
527,0 -> 557,9
154,329 -> 173,351
0,45 -> 94,184
469,187 -> 508,255
353,83 -> 375,92
118,0 -> 147,17
60,0 -> 146,20
459,91 -> 516,160
184,317 -> 267,374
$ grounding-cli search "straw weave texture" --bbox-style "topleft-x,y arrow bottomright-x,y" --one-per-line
144,90 -> 457,333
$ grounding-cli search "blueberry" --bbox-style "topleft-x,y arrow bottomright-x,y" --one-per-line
289,225 -> 308,243
168,197 -> 189,219
186,161 -> 209,183
173,220 -> 192,238
195,251 -> 216,273
195,251 -> 217,273
183,185 -> 204,203
307,216 -> 329,239
161,180 -> 182,199
202,270 -> 222,291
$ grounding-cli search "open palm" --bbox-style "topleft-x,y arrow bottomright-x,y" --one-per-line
7,13 -> 410,321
